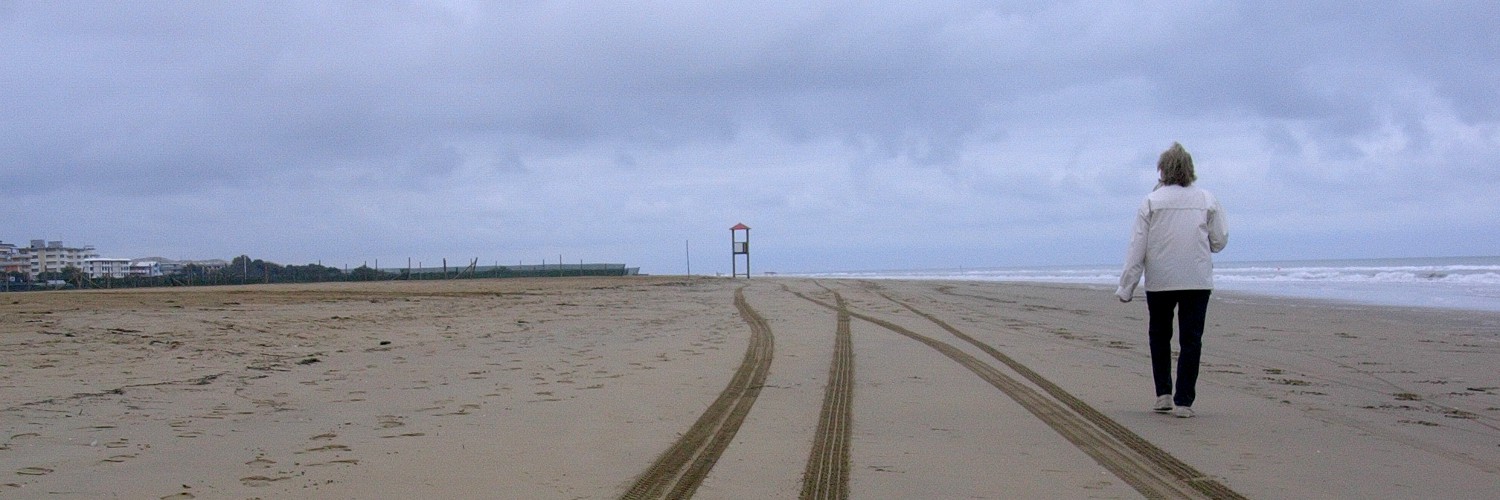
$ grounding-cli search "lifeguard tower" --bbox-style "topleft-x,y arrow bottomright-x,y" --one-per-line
731,223 -> 750,278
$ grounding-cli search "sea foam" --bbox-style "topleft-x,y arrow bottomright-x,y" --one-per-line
795,256 -> 1500,312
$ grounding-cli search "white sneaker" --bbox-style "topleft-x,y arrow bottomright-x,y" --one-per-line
1173,406 -> 1195,418
1153,395 -> 1173,413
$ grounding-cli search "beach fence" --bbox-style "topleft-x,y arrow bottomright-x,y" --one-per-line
395,262 -> 640,280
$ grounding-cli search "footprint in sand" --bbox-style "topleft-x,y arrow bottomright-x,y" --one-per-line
306,458 -> 361,467
298,444 -> 350,454
376,415 -> 405,429
160,492 -> 195,499
16,466 -> 53,476
239,475 -> 291,487
98,454 -> 136,464
432,403 -> 482,416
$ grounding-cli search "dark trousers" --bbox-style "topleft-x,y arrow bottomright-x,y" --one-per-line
1146,289 -> 1211,407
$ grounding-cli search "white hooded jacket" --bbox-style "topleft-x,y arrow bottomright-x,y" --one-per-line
1116,184 -> 1228,301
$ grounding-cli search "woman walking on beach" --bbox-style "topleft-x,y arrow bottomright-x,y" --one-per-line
1117,142 -> 1229,418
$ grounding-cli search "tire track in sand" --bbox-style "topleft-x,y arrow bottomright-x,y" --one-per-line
792,287 -> 1231,499
878,292 -> 1246,500
621,287 -> 774,499
800,291 -> 854,500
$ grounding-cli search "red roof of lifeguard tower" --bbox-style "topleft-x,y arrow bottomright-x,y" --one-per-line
730,223 -> 750,230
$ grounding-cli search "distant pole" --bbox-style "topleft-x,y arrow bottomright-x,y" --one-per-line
686,240 -> 691,276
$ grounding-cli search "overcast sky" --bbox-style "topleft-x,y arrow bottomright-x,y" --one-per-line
3,1 -> 1497,275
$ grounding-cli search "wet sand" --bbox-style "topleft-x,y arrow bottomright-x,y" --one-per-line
3,277 -> 1498,498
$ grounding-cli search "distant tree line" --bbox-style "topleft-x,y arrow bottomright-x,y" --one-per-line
3,255 -> 635,292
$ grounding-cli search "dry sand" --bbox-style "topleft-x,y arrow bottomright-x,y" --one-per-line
2,277 -> 1498,499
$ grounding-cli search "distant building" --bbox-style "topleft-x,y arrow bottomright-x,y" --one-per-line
20,240 -> 98,278
84,258 -> 132,279
0,241 -> 23,277
82,258 -> 163,279
129,257 -> 230,276
157,260 -> 183,275
130,260 -> 163,277
162,258 -> 229,275
1,238 -> 240,281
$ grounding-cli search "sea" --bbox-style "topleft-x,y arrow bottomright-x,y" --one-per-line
795,256 -> 1500,313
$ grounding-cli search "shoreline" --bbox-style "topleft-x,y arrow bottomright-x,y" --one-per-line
796,276 -> 1500,314
4,277 -> 1497,498
788,254 -> 1500,314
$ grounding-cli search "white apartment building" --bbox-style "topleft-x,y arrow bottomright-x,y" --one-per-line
4,239 -> 228,281
82,258 -> 163,279
22,240 -> 98,278
84,258 -> 131,279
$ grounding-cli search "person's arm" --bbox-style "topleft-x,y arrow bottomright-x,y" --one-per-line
1116,201 -> 1149,302
1207,196 -> 1228,253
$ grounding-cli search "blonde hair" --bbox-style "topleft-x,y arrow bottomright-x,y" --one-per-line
1157,142 -> 1196,187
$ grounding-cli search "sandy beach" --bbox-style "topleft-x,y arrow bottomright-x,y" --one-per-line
3,277 -> 1498,499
